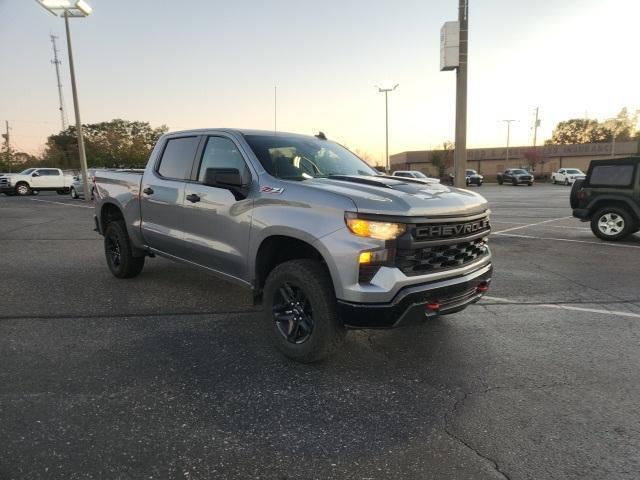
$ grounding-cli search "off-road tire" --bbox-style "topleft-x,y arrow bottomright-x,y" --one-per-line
104,220 -> 145,278
590,207 -> 635,241
263,259 -> 346,363
15,183 -> 31,196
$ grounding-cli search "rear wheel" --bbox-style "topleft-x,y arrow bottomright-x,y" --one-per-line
263,259 -> 346,363
15,183 -> 31,196
104,220 -> 145,278
590,207 -> 634,241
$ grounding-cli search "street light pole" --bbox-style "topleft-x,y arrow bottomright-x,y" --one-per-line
64,11 -> 90,202
453,0 -> 469,188
376,84 -> 398,174
37,0 -> 92,202
502,119 -> 515,166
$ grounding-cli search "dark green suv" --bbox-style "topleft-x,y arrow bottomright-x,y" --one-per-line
571,157 -> 640,241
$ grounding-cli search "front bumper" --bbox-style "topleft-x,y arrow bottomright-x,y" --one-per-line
338,263 -> 492,328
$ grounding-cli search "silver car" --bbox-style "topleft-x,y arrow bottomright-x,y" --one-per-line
70,169 -> 96,200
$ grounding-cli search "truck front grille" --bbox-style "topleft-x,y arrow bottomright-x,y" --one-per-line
395,237 -> 488,276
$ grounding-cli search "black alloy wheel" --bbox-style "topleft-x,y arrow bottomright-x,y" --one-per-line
273,282 -> 314,344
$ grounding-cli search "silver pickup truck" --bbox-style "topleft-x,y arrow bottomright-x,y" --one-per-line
94,129 -> 492,362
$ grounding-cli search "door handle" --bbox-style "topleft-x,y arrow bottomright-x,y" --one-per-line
143,187 -> 154,195
186,193 -> 201,203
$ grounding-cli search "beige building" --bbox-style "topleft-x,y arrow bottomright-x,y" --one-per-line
390,141 -> 639,179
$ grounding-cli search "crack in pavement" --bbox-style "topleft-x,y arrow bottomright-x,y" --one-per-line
442,381 -> 575,480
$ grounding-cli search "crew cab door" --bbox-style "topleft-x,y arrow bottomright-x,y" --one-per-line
140,135 -> 201,256
31,168 -> 60,188
181,135 -> 254,281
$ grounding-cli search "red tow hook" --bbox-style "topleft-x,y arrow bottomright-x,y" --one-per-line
426,301 -> 441,312
476,281 -> 490,293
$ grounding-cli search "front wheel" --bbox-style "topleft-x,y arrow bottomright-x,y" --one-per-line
527,182 -> 533,186
498,178 -> 503,185
104,220 -> 145,278
15,183 -> 31,196
70,187 -> 79,199
591,207 -> 634,241
564,178 -> 569,186
263,259 -> 346,363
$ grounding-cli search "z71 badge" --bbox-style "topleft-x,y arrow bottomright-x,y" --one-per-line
260,186 -> 284,194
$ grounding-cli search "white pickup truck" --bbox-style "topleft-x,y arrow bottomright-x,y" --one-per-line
0,167 -> 75,196
551,168 -> 586,186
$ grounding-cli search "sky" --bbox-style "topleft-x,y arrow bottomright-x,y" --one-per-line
1,0 -> 639,164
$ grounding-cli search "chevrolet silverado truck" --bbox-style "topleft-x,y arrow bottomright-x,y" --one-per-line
94,129 -> 493,362
0,167 -> 74,196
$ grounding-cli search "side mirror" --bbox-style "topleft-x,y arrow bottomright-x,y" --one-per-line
32,172 -> 40,177
203,168 -> 244,188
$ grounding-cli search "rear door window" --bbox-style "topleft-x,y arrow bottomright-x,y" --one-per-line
589,165 -> 635,187
157,137 -> 200,180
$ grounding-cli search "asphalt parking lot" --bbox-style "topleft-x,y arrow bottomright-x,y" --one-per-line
1,184 -> 639,479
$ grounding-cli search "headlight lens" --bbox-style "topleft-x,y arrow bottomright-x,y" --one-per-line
346,215 -> 406,240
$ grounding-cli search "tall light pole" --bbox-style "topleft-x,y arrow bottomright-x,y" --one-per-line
37,0 -> 92,202
376,84 -> 398,174
502,119 -> 515,166
453,0 -> 469,188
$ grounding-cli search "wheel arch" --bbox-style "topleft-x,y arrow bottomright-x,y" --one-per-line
587,197 -> 640,224
253,234 -> 334,304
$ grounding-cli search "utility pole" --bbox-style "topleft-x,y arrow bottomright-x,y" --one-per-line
532,106 -> 540,148
502,119 -> 515,166
274,86 -> 277,134
376,84 -> 399,174
453,0 -> 469,188
2,120 -> 11,172
50,34 -> 67,131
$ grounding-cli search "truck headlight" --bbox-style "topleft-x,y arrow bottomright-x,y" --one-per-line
345,213 -> 406,240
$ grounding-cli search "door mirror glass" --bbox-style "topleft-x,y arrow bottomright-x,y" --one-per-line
203,168 -> 243,188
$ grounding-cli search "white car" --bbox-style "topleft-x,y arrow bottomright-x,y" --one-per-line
0,167 -> 74,196
551,168 -> 585,186
392,170 -> 441,184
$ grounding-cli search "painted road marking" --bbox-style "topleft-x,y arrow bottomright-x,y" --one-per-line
483,295 -> 640,319
29,198 -> 93,209
493,232 -> 640,249
492,216 -> 573,234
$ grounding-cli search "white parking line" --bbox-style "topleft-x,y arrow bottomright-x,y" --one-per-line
492,216 -> 573,234
493,232 -> 640,249
483,295 -> 640,319
29,198 -> 93,209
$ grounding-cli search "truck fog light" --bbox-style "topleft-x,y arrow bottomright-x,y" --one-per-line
359,251 -> 372,264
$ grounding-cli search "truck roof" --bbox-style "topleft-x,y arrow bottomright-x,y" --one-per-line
164,128 -> 325,140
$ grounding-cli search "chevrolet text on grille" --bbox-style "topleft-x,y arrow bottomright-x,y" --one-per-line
418,219 -> 490,238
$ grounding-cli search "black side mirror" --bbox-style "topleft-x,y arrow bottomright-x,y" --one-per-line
203,168 -> 244,188
32,172 -> 40,177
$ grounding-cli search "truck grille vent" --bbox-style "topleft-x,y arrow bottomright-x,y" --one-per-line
395,237 -> 488,276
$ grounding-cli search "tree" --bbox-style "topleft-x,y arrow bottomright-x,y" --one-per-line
431,141 -> 454,178
523,148 -> 545,173
42,119 -> 168,169
548,108 -> 639,145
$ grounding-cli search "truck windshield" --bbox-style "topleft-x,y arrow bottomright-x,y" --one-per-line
243,134 -> 378,180
19,168 -> 36,175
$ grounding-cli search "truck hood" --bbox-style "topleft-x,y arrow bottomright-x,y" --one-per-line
300,175 -> 488,217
